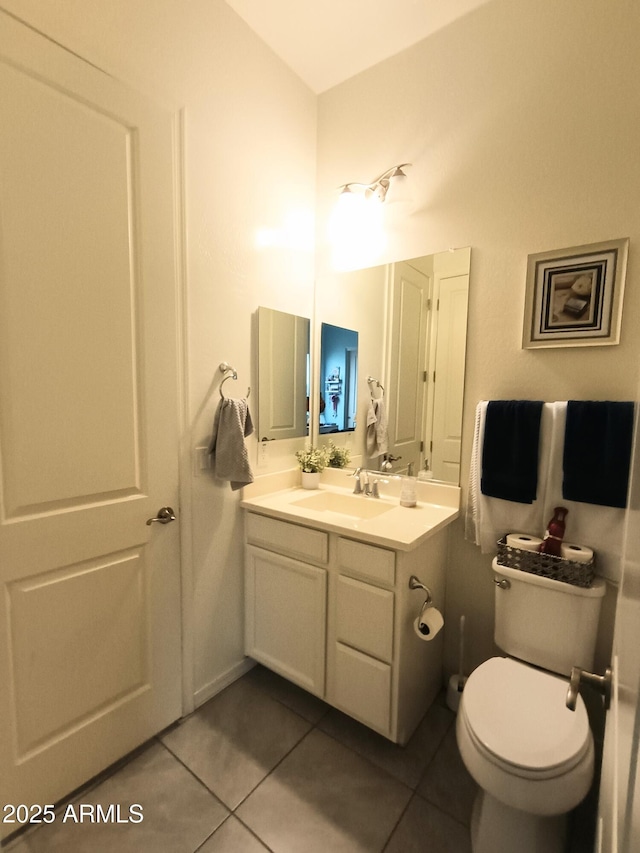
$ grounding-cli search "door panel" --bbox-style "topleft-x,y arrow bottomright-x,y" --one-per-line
10,549 -> 148,757
0,12 -> 181,828
0,61 -> 141,516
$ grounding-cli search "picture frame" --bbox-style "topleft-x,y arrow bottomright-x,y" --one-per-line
522,238 -> 629,349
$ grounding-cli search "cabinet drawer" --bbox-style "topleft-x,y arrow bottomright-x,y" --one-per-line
333,643 -> 391,735
337,537 -> 395,585
336,576 -> 394,663
246,512 -> 328,564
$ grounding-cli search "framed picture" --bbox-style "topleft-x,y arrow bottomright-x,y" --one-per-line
522,238 -> 629,349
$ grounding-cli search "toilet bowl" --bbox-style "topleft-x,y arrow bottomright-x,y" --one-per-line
457,656 -> 594,853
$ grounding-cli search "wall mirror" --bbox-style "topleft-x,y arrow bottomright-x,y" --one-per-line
257,306 -> 310,441
312,247 -> 470,485
319,323 -> 358,434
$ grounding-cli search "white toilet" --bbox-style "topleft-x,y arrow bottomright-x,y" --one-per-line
456,559 -> 606,853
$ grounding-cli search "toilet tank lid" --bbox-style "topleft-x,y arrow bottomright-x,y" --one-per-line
492,558 -> 606,598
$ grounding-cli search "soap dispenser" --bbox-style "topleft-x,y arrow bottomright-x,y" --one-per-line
400,475 -> 417,507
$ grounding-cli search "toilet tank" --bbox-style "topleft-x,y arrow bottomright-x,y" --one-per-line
492,560 -> 606,676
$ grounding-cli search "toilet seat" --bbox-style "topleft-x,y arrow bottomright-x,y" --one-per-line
462,657 -> 590,778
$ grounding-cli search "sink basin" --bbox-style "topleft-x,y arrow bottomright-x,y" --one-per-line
291,491 -> 395,520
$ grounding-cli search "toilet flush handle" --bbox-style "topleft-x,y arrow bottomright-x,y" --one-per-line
566,665 -> 612,712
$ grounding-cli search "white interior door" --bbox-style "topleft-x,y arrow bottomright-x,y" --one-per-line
386,261 -> 430,472
430,255 -> 469,482
597,400 -> 640,851
0,12 -> 182,829
431,274 -> 469,483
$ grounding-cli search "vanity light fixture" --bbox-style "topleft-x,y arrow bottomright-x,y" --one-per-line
338,163 -> 411,204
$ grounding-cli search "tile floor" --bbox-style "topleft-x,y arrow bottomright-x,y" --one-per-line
5,665 -> 477,853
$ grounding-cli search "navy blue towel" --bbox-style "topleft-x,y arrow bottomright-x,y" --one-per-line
563,401 -> 634,508
481,400 -> 544,503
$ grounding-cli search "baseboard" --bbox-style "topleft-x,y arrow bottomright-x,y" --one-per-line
192,658 -> 255,709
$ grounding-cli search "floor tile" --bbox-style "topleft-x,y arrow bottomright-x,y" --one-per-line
160,675 -> 312,809
417,725 -> 478,825
5,742 -> 227,853
198,816 -> 270,852
244,664 -> 330,724
384,794 -> 472,853
237,729 -> 412,853
318,699 -> 453,789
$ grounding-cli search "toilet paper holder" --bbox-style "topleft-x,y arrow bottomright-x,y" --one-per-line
409,575 -> 433,607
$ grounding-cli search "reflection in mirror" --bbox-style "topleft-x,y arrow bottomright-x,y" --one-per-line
313,248 -> 470,485
257,306 -> 310,441
319,323 -> 358,434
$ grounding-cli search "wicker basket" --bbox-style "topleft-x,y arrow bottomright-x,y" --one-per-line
496,536 -> 595,588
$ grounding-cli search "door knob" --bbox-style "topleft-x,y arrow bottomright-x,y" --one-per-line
566,665 -> 612,711
146,506 -> 176,525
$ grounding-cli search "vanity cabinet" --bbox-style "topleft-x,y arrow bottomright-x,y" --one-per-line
244,509 -> 448,745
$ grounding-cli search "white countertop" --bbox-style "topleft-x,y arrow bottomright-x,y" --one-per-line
240,476 -> 460,551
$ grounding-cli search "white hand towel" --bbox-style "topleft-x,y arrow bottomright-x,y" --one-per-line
208,397 -> 254,491
366,397 -> 389,457
374,397 -> 389,456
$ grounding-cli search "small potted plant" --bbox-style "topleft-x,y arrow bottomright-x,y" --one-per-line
295,445 -> 329,489
327,440 -> 351,469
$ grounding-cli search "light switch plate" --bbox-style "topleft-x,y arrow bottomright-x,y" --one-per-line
257,440 -> 269,468
194,446 -> 211,476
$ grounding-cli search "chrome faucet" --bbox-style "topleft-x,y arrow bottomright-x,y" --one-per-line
350,467 -> 380,497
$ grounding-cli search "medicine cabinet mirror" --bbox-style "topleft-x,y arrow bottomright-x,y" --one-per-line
257,306 -> 310,441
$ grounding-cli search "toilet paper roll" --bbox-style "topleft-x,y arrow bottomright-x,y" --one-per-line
561,542 -> 594,564
506,533 -> 543,552
414,606 -> 444,641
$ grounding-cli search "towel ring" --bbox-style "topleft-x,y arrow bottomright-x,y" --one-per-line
219,362 -> 250,399
367,375 -> 385,394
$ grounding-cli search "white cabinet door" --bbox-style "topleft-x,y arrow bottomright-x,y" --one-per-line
0,12 -> 182,827
245,546 -> 327,696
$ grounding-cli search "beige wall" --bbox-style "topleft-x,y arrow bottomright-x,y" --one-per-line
1,0 -> 317,705
316,0 -> 640,675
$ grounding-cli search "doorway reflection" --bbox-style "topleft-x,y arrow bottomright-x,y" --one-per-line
319,323 -> 358,434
